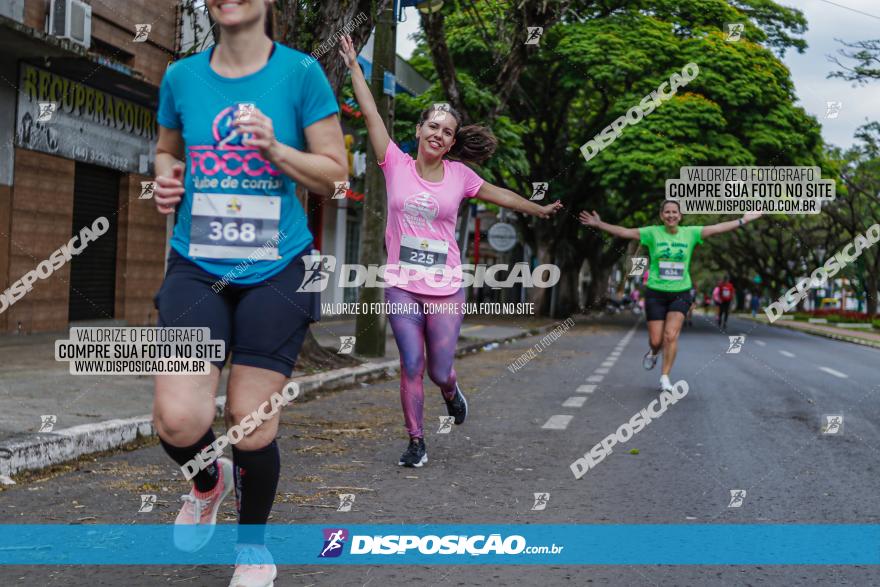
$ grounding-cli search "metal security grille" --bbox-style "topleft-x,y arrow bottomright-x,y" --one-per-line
68,162 -> 119,321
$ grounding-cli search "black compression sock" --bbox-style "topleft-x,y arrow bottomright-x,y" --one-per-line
233,440 -> 281,545
160,429 -> 219,493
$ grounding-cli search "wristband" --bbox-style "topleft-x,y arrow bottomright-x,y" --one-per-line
738,218 -> 745,227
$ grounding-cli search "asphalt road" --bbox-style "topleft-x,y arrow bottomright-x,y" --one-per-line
1,312 -> 878,586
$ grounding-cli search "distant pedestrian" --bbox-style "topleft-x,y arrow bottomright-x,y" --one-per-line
750,290 -> 761,318
717,276 -> 735,332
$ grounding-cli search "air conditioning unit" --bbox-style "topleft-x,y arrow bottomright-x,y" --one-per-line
49,0 -> 92,49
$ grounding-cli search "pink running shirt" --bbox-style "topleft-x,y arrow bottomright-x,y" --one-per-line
379,140 -> 484,296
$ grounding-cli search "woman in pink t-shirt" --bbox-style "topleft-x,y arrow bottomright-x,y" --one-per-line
341,36 -> 562,467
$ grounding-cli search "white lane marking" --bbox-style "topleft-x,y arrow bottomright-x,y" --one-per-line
577,385 -> 596,393
755,340 -> 766,347
819,366 -> 848,379
601,361 -> 615,367
594,367 -> 609,374
542,415 -> 573,430
562,396 -> 587,408
587,375 -> 604,383
779,350 -> 795,358
609,353 -> 621,358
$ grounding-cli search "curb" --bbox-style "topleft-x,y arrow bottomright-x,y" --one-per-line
742,315 -> 880,350
0,322 -> 560,479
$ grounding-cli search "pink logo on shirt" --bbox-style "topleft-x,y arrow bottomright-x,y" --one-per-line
402,192 -> 440,231
187,106 -> 281,178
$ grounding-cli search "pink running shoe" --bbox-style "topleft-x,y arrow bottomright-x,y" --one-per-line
229,544 -> 277,587
173,457 -> 233,552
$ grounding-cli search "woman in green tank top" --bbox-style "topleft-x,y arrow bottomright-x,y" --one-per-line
579,201 -> 760,391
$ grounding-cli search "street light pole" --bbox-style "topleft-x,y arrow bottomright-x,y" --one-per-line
354,1 -> 396,357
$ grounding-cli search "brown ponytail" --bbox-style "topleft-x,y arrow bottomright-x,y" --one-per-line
418,105 -> 498,166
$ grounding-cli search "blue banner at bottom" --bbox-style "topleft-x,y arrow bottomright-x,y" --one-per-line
0,524 -> 877,565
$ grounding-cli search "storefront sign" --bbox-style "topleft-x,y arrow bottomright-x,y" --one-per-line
15,64 -> 157,173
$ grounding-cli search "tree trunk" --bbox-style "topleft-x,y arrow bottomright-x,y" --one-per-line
419,10 -> 469,121
553,262 -> 580,318
354,1 -> 395,357
273,0 -> 390,366
528,241 -> 554,316
296,331 -> 361,373
866,267 -> 879,316
585,266 -> 611,311
277,0 -> 389,95
583,243 -> 615,312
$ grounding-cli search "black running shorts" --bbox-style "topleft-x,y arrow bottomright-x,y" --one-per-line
644,287 -> 692,321
154,247 -> 319,376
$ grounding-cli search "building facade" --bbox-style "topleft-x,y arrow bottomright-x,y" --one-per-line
0,0 -> 175,333
0,2 -> 431,332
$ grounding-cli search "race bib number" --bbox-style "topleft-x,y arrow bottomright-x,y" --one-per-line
399,234 -> 448,268
189,193 -> 280,259
658,261 -> 685,280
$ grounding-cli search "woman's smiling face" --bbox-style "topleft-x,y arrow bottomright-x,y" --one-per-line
660,202 -> 682,227
206,0 -> 268,30
416,110 -> 457,158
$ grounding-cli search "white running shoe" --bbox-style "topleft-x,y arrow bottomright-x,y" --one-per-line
642,351 -> 658,370
173,457 -> 233,552
659,374 -> 674,392
229,544 -> 277,587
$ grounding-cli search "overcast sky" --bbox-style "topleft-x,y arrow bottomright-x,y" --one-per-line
396,0 -> 880,149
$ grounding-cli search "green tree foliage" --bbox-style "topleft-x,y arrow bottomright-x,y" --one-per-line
416,0 -> 824,315
829,38 -> 880,84
821,125 -> 880,314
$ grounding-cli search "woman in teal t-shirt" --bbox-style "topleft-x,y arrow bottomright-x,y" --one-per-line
151,1 -> 347,585
580,201 -> 760,391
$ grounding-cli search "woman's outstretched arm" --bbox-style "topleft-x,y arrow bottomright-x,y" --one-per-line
476,182 -> 563,218
339,34 -> 390,162
578,210 -> 640,240
700,212 -> 762,238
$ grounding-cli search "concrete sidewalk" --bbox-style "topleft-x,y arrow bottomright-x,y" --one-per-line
741,313 -> 880,349
0,314 -> 558,478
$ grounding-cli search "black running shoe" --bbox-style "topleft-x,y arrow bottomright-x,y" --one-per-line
444,384 -> 468,425
398,438 -> 427,467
